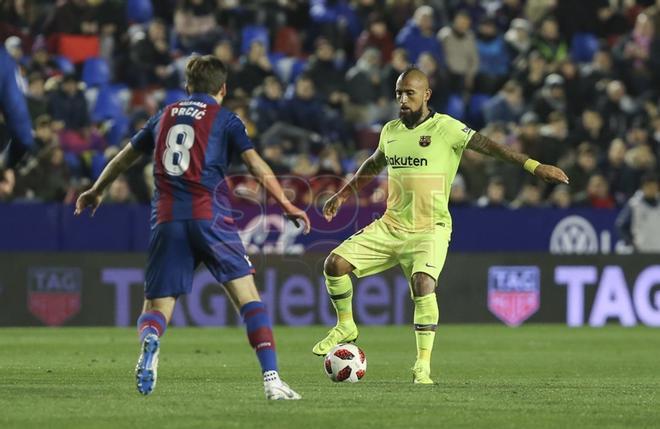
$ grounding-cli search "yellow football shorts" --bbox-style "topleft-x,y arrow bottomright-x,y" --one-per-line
331,218 -> 450,283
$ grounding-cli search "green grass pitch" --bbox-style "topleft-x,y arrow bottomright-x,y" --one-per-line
1,326 -> 658,429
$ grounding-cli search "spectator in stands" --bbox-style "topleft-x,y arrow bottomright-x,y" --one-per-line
27,41 -> 60,78
532,16 -> 568,65
475,17 -> 511,94
44,0 -> 98,35
477,176 -> 509,208
569,109 -> 612,151
600,138 -> 638,203
305,37 -> 348,108
548,184 -> 572,208
130,19 -> 177,88
106,174 -> 135,204
251,75 -> 286,135
574,173 -> 617,209
482,80 -> 524,125
234,40 -> 274,98
4,36 -> 22,62
282,74 -> 327,149
566,143 -> 600,196
537,111 -> 570,166
396,5 -> 443,64
380,47 -> 409,101
256,76 -> 322,153
15,143 -> 70,202
614,11 -> 654,96
510,179 -> 544,208
26,72 -> 48,122
516,111 -> 542,160
449,173 -> 471,207
580,48 -> 616,104
0,167 -> 14,201
437,10 -> 478,94
47,73 -> 89,132
504,18 -> 532,59
173,0 -> 219,53
516,50 -> 547,101
416,52 -> 449,113
355,13 -> 394,63
0,43 -> 34,167
616,172 -> 660,253
495,0 -> 525,31
597,80 -> 638,137
345,48 -> 387,126
532,74 -> 566,122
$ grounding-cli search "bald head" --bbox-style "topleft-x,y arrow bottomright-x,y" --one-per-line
396,68 -> 431,128
397,68 -> 430,91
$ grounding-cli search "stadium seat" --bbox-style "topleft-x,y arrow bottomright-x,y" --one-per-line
126,0 -> 154,24
273,26 -> 303,57
163,88 -> 187,105
55,33 -> 100,64
92,85 -> 126,122
82,57 -> 110,87
445,94 -> 465,121
105,115 -> 130,147
467,93 -> 491,129
571,33 -> 600,63
53,55 -> 75,75
90,151 -> 108,180
240,25 -> 269,55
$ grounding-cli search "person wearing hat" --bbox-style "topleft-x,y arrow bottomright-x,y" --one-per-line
616,172 -> 660,253
531,73 -> 566,121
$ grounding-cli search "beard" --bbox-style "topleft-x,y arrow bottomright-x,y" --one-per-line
399,106 -> 423,128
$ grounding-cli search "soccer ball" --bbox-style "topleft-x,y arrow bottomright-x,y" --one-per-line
323,343 -> 367,383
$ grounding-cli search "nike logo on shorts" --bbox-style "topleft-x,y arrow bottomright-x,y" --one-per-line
425,263 -> 436,268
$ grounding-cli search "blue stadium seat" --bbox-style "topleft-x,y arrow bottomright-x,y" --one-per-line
571,33 -> 600,63
163,88 -> 187,106
63,152 -> 82,176
105,115 -> 129,147
82,57 -> 110,87
126,0 -> 153,24
53,55 -> 75,75
90,151 -> 108,180
92,85 -> 124,122
467,93 -> 491,129
240,25 -> 269,55
445,94 -> 465,121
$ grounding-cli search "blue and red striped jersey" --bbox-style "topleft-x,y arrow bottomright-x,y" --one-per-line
130,93 -> 254,227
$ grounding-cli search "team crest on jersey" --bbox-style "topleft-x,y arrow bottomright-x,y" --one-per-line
487,266 -> 540,327
419,135 -> 431,147
27,268 -> 82,326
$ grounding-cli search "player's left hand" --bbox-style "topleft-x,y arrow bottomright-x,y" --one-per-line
283,204 -> 311,234
74,189 -> 103,217
534,164 -> 570,185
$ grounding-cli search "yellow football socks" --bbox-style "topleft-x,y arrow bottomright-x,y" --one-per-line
325,273 -> 354,324
413,293 -> 439,363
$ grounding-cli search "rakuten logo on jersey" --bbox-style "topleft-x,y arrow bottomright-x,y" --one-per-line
386,155 -> 428,168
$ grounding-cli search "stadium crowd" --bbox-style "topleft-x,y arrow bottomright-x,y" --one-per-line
0,0 -> 659,209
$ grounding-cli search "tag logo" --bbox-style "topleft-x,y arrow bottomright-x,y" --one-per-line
488,266 -> 540,326
419,135 -> 431,147
27,268 -> 82,326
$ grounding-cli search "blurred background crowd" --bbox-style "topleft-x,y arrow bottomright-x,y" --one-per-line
0,0 -> 659,210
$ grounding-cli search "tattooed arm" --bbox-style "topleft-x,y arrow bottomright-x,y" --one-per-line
466,131 -> 569,184
322,149 -> 387,221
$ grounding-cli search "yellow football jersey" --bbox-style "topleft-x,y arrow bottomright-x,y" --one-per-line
377,113 -> 474,232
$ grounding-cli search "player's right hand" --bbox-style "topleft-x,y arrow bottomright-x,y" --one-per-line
284,204 -> 311,234
323,193 -> 345,222
74,189 -> 103,217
